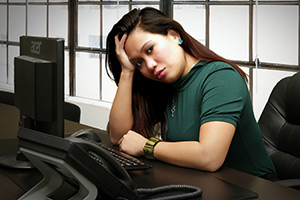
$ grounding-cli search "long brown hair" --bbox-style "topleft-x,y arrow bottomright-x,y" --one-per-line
106,7 -> 247,138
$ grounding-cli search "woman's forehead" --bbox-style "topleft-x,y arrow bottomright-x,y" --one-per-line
125,29 -> 153,51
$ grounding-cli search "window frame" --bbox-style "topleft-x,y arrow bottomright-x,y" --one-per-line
0,0 -> 299,101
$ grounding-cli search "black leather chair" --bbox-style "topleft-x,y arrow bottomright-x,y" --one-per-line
258,72 -> 300,190
64,101 -> 81,123
0,91 -> 14,106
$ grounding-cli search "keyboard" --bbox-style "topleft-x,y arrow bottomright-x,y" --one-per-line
82,138 -> 152,170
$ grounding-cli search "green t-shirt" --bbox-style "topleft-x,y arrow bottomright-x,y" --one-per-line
163,61 -> 275,177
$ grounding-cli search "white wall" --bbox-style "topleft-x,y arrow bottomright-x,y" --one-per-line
66,97 -> 111,131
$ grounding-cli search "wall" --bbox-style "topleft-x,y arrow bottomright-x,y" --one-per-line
66,97 -> 111,131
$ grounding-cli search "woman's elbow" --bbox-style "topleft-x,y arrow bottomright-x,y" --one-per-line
109,132 -> 122,145
195,156 -> 224,172
107,127 -> 121,145
204,163 -> 222,172
110,138 -> 119,145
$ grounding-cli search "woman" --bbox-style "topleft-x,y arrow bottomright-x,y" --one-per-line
106,7 -> 275,177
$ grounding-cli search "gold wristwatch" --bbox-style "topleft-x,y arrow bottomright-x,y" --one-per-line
143,137 -> 162,159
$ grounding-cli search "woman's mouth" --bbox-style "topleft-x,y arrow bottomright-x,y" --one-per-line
155,68 -> 166,79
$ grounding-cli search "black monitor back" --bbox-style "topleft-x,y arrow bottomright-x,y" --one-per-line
14,36 -> 64,137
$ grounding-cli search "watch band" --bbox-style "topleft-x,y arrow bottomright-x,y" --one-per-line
143,137 -> 162,159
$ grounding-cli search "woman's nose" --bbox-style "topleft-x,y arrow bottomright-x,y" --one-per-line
145,58 -> 157,71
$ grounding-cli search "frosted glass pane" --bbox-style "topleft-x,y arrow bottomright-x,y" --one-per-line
9,6 -> 26,42
8,0 -> 25,2
210,6 -> 249,61
76,52 -> 100,100
0,45 -> 6,83
210,0 -> 248,1
8,46 -> 19,85
240,66 -> 250,88
101,55 -> 117,102
264,0 -> 291,1
132,4 -> 159,10
64,51 -> 69,95
49,0 -> 67,2
49,5 -> 68,43
28,0 -> 46,2
252,69 -> 296,120
173,0 -> 205,1
0,6 -> 7,41
174,5 -> 206,45
28,5 -> 47,37
78,5 -> 100,48
254,5 -> 298,65
103,5 -> 128,48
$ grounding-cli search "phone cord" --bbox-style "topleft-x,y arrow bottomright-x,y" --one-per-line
134,184 -> 202,200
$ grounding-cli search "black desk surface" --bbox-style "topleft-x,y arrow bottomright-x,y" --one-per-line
0,103 -> 300,200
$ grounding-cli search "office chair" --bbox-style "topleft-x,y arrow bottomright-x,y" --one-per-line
258,72 -> 300,190
64,101 -> 81,123
0,91 -> 14,106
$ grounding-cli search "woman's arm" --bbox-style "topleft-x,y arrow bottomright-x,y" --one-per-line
155,121 -> 235,172
119,121 -> 235,172
108,34 -> 136,144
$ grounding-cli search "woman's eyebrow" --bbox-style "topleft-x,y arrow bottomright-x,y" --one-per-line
129,58 -> 138,62
129,40 -> 152,62
140,40 -> 152,52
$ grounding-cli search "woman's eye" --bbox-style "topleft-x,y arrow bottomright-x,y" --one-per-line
135,60 -> 143,68
146,46 -> 153,54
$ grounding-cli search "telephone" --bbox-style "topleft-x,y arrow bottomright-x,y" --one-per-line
17,127 -> 138,200
17,127 -> 202,200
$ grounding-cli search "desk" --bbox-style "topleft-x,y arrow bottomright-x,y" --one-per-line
0,103 -> 300,200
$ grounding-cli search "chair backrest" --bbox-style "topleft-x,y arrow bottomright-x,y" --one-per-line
258,72 -> 300,180
0,91 -> 14,106
63,102 -> 81,123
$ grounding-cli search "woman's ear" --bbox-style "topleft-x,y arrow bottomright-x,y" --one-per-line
167,29 -> 181,41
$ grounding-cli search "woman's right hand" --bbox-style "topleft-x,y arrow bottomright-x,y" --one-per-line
115,34 -> 136,73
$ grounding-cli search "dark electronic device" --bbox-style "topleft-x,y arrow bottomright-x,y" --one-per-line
71,128 -> 102,142
0,36 -> 64,169
18,127 -> 202,200
14,36 -> 65,137
18,127 -> 138,200
70,129 -> 152,170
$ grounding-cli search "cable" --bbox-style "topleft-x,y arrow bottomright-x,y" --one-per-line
135,184 -> 202,200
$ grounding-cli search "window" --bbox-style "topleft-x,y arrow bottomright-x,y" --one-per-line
172,0 -> 299,118
75,1 -> 159,102
0,0 -> 299,119
0,0 -> 69,93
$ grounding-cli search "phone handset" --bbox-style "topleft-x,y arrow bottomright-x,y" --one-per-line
66,137 -> 134,189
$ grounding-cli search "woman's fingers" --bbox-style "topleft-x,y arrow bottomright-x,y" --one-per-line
114,34 -> 135,72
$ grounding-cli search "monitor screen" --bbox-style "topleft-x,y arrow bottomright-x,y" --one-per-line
14,36 -> 65,137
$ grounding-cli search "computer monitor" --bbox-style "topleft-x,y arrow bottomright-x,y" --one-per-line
0,36 -> 65,169
14,36 -> 65,137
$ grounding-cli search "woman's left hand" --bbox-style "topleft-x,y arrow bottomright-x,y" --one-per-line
118,130 -> 147,156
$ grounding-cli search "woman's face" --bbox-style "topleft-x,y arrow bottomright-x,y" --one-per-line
124,27 -> 189,83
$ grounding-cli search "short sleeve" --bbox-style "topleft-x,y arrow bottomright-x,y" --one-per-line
199,63 -> 248,127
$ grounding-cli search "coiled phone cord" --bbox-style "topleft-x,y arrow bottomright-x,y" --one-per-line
134,184 -> 202,200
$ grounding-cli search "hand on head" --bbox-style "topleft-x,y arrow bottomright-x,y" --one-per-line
114,34 -> 136,73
